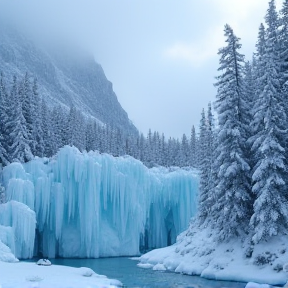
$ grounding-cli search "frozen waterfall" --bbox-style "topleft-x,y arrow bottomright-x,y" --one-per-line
2,146 -> 198,258
0,200 -> 36,259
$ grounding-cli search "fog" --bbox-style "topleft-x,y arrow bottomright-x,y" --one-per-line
0,0 -> 283,138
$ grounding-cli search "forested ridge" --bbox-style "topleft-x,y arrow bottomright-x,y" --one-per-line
0,72 -> 199,168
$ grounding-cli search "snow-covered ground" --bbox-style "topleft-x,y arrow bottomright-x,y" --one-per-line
0,260 -> 122,288
138,223 -> 288,286
0,241 -> 121,287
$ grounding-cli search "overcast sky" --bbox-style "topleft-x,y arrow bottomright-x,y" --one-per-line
1,0 -> 283,138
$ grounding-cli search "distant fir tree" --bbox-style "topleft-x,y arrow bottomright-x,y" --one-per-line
0,73 -> 9,166
180,133 -> 190,167
31,78 -> 45,157
8,76 -> 33,163
189,125 -> 197,167
41,99 -> 56,157
211,25 -> 251,241
197,109 -> 209,224
197,103 -> 215,226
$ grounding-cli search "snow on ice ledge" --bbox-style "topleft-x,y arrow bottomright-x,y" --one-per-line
2,146 -> 198,258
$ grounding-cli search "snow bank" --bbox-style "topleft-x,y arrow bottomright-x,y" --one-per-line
0,201 -> 36,259
2,146 -> 198,258
0,260 -> 122,288
0,240 -> 18,262
245,283 -> 272,288
139,224 -> 288,286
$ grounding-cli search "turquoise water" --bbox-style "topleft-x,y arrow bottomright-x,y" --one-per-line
49,257 -> 246,288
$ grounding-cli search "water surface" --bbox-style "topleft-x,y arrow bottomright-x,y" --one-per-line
50,257 -> 246,288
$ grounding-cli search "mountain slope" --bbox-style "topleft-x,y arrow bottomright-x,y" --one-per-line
0,25 -> 138,135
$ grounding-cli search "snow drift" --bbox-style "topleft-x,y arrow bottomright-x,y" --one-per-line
2,146 -> 198,258
139,223 -> 288,286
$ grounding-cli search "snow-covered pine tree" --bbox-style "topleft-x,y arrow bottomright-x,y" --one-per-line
8,76 -> 33,163
19,73 -> 34,150
180,133 -> 190,167
74,110 -> 86,152
249,0 -> 288,243
138,133 -> 146,163
0,73 -> 9,166
248,24 -> 267,173
190,125 -> 197,167
31,78 -> 45,157
197,108 -> 209,224
52,105 -> 66,152
85,119 -> 97,152
279,0 -> 288,155
41,99 -> 56,157
197,103 -> 216,226
160,133 -> 167,167
211,24 -> 251,241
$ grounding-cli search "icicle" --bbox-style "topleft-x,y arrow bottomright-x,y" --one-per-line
2,146 -> 199,258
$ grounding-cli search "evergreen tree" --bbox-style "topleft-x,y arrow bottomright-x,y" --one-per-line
41,99 -> 55,157
0,73 -> 9,165
180,133 -> 190,167
211,25 -> 251,241
31,79 -> 45,157
249,0 -> 288,243
190,125 -> 197,167
8,76 -> 33,162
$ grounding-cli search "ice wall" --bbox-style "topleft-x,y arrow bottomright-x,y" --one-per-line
3,146 -> 198,258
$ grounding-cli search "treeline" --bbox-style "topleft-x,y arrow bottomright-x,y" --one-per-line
0,73 -> 203,168
197,0 -> 288,245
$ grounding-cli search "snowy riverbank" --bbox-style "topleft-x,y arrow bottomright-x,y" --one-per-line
0,260 -> 122,288
138,224 -> 288,286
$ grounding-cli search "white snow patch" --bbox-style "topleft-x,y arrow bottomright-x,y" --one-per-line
36,259 -> 52,266
152,263 -> 166,271
0,260 -> 122,288
245,283 -> 273,288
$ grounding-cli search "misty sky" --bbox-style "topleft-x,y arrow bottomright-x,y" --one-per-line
0,0 -> 283,138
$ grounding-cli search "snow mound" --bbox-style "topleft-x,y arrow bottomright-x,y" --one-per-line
153,263 -> 166,271
245,283 -> 272,288
0,240 -> 18,262
0,260 -> 122,288
139,224 -> 288,285
78,267 -> 95,277
36,259 -> 52,266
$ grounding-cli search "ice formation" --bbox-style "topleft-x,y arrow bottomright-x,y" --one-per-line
0,200 -> 36,259
2,146 -> 198,258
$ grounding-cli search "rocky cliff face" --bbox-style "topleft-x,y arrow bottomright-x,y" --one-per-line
0,25 -> 138,135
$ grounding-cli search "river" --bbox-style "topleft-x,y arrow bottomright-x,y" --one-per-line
49,257 -> 246,288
